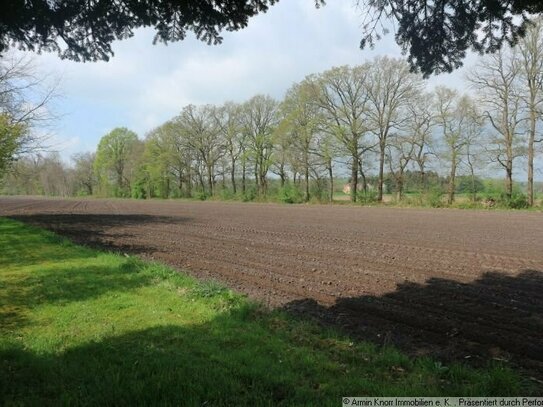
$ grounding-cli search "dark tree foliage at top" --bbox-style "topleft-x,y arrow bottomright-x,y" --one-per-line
0,0 -> 541,76
0,0 -> 279,61
360,0 -> 543,76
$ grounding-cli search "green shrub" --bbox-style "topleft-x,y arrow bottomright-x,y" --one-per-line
131,179 -> 147,199
219,188 -> 235,200
309,180 -> 330,203
195,191 -> 208,201
425,188 -> 445,208
501,192 -> 529,209
356,189 -> 378,204
278,183 -> 303,204
242,187 -> 257,202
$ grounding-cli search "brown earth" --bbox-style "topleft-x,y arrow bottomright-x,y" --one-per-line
1,196 -> 543,382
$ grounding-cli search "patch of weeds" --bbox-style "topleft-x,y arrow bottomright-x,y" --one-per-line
120,255 -> 146,273
191,279 -> 229,298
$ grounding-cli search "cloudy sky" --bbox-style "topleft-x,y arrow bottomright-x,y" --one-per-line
25,0 -> 473,160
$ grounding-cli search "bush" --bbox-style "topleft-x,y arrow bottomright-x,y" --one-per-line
195,191 -> 208,201
501,192 -> 529,209
456,176 -> 485,194
219,188 -> 235,200
242,187 -> 257,202
131,179 -> 147,199
356,189 -> 378,204
425,188 -> 445,208
309,179 -> 330,203
278,183 -> 303,204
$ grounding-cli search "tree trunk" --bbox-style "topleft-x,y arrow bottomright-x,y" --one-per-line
241,160 -> 246,195
198,177 -> 205,193
328,162 -> 334,203
178,173 -> 183,197
419,164 -> 426,193
186,167 -> 192,197
304,169 -> 310,203
116,171 -> 123,197
260,173 -> 267,196
378,141 -> 386,202
350,154 -> 358,202
303,148 -> 310,202
207,165 -> 214,196
396,168 -> 404,201
447,153 -> 457,205
359,161 -> 368,196
505,126 -> 514,200
231,160 -> 237,194
505,160 -> 513,200
528,108 -> 536,206
254,164 -> 259,195
279,164 -> 286,187
470,168 -> 476,202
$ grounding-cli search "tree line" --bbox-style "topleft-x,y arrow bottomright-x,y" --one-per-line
2,20 -> 543,207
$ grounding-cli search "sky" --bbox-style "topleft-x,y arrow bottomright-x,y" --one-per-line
23,0 -> 474,161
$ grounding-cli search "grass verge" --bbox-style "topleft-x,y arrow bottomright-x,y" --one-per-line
0,217 -> 529,405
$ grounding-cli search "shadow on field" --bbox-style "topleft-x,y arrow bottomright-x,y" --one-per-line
8,213 -> 190,255
284,269 -> 543,381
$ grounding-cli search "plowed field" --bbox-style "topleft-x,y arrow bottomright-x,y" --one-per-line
2,197 -> 542,379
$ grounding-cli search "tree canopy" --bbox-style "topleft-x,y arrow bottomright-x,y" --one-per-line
94,127 -> 141,197
0,0 -> 278,62
360,0 -> 543,76
0,114 -> 25,175
0,1 -> 542,75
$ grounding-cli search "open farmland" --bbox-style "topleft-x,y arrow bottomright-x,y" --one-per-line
1,197 -> 543,380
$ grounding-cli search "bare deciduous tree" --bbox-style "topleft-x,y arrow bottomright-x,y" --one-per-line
365,56 -> 422,202
518,17 -> 543,206
386,133 -> 415,201
468,48 -> 525,200
406,93 -> 435,191
435,88 -> 478,204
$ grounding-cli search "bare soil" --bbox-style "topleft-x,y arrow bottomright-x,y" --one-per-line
2,197 -> 542,380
